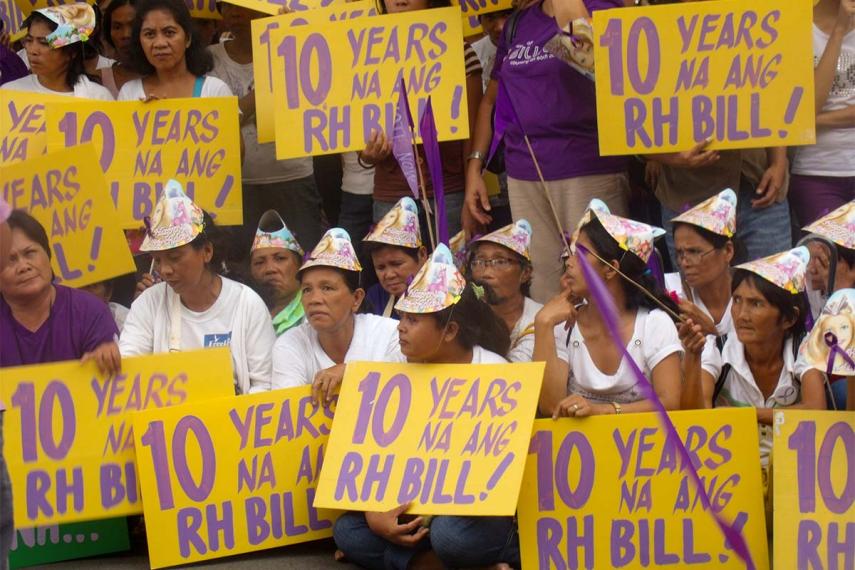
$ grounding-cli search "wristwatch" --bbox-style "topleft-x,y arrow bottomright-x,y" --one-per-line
467,150 -> 486,163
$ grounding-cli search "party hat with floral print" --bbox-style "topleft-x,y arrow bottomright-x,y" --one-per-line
735,246 -> 810,295
395,243 -> 466,314
251,210 -> 303,255
671,188 -> 737,238
572,199 -> 665,263
803,200 -> 855,250
140,180 -> 205,252
299,227 -> 362,274
475,219 -> 532,260
363,197 -> 422,249
34,3 -> 95,49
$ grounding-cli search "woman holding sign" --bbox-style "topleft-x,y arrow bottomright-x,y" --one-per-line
118,180 -> 276,394
271,228 -> 401,396
334,244 -> 518,570
534,200 -> 683,417
4,3 -> 113,99
118,0 -> 232,100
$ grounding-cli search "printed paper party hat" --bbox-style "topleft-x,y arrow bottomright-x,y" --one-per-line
363,197 -> 421,249
735,246 -> 809,295
671,188 -> 737,238
34,3 -> 95,49
251,210 -> 303,255
395,243 -> 466,314
299,227 -> 362,274
449,230 -> 469,271
475,219 -> 532,260
140,180 -> 205,252
799,288 -> 855,376
572,199 -> 665,263
803,201 -> 855,251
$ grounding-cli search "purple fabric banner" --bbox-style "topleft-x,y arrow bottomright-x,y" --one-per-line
575,244 -> 756,570
419,97 -> 448,246
392,78 -> 419,199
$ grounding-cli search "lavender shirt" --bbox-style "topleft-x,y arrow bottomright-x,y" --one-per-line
492,0 -> 628,181
0,285 -> 119,368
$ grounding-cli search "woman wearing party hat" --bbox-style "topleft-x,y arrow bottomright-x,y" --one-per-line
667,189 -> 739,339
249,210 -> 304,336
271,228 -> 401,397
362,197 -> 427,318
535,199 -> 682,418
468,219 -> 566,363
333,244 -> 517,570
4,3 -> 113,99
119,180 -> 276,394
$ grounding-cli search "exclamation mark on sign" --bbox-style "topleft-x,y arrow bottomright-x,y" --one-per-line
88,226 -> 103,271
479,452 -> 515,500
215,175 -> 234,208
778,86 -> 804,138
450,86 -> 463,134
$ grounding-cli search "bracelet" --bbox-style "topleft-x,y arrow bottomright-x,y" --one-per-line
611,401 -> 622,415
356,153 -> 374,170
467,150 -> 486,163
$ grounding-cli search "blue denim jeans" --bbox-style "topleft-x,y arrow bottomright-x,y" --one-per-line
373,191 -> 465,246
661,178 -> 792,267
333,513 -> 519,570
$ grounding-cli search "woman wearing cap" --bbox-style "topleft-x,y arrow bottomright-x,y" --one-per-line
272,228 -> 401,397
467,219 -> 564,363
334,244 -> 517,570
119,180 -> 275,394
535,200 -> 683,418
118,0 -> 232,100
362,197 -> 427,318
99,0 -> 141,97
249,210 -> 304,336
4,3 -> 113,99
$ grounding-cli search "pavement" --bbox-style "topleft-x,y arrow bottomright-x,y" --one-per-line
29,539 -> 355,569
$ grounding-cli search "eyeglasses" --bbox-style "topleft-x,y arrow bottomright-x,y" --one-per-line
675,248 -> 717,265
471,257 -> 519,271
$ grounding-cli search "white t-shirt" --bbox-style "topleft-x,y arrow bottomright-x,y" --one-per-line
471,345 -> 508,363
272,313 -> 401,388
664,272 -> 734,337
208,43 -> 313,185
3,74 -> 113,100
109,301 -> 130,332
566,308 -> 682,404
717,336 -> 800,466
341,151 -> 375,196
17,49 -> 114,71
472,36 -> 497,92
506,297 -> 570,363
117,75 -> 233,100
792,24 -> 855,176
120,277 -> 275,394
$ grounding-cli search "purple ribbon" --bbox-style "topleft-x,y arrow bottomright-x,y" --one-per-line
824,332 -> 855,382
575,244 -> 756,570
419,97 -> 448,245
391,78 -> 419,200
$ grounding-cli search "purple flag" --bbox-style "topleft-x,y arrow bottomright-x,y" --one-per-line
392,78 -> 419,199
575,244 -> 756,570
419,97 -> 447,246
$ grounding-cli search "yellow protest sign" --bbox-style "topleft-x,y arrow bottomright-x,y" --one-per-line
44,98 -> 243,229
773,410 -> 854,570
0,89 -> 68,167
251,2 -> 375,144
270,7 -> 468,158
185,0 -> 221,19
315,361 -> 543,515
0,0 -> 25,35
0,146 -> 135,288
593,0 -> 816,155
518,409 -> 770,569
224,0 -> 342,17
0,349 -> 235,527
453,0 -> 512,37
133,387 -> 338,569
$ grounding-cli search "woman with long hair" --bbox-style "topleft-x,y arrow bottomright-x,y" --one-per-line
99,0 -> 141,97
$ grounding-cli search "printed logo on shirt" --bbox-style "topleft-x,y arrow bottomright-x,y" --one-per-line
507,40 -> 554,66
203,332 -> 232,347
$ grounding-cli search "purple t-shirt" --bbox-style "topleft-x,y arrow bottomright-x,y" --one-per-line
0,285 -> 119,368
492,0 -> 628,181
